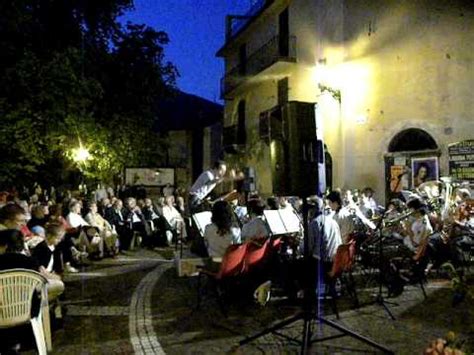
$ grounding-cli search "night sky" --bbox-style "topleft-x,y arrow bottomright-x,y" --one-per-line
121,0 -> 253,103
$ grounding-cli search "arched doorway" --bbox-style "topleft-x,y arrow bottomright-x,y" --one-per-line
385,128 -> 440,197
388,128 -> 438,152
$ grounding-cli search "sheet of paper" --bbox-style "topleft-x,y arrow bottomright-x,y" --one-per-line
263,210 -> 287,235
279,208 -> 302,234
192,211 -> 212,237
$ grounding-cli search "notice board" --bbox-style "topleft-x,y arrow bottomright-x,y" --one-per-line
448,140 -> 474,181
125,168 -> 175,186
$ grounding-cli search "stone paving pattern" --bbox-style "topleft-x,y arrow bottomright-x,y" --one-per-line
18,247 -> 472,354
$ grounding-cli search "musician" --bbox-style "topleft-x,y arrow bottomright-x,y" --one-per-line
204,201 -> 241,258
306,196 -> 342,265
326,191 -> 375,243
241,198 -> 270,242
404,198 -> 433,260
189,160 -> 234,213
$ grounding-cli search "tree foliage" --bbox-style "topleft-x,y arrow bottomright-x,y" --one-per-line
0,0 -> 177,188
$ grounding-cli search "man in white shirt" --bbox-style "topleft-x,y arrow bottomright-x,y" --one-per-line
66,200 -> 89,228
189,160 -> 232,213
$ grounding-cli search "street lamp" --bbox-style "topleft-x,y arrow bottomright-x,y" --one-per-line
71,142 -> 91,194
72,144 -> 90,163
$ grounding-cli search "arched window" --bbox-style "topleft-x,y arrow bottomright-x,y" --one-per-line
388,128 -> 437,152
237,100 -> 246,145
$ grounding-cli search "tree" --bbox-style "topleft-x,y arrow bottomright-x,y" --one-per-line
0,0 -> 177,189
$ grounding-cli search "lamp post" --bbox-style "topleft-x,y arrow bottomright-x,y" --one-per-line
71,143 -> 91,194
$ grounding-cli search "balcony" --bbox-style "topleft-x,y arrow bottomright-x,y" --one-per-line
227,0 -> 274,40
220,35 -> 297,98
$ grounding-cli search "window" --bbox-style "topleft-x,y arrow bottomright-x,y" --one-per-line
237,100 -> 247,145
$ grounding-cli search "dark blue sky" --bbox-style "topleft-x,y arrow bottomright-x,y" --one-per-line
121,0 -> 253,102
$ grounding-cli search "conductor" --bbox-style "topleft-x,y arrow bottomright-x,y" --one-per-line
189,160 -> 235,213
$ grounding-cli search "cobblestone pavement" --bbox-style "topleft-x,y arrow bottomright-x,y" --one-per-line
20,247 -> 472,354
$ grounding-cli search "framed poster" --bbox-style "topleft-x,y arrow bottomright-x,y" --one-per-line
411,157 -> 439,188
124,168 -> 175,186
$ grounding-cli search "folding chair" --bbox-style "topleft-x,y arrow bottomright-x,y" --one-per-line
196,243 -> 248,314
327,241 -> 359,318
0,269 -> 52,354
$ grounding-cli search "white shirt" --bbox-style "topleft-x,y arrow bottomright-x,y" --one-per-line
189,170 -> 220,201
405,215 -> 433,251
204,223 -> 241,258
241,216 -> 270,242
46,244 -> 55,272
67,212 -> 89,228
162,205 -> 183,226
307,214 -> 342,262
330,208 -> 355,243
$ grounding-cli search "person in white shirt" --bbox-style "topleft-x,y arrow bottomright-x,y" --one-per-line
189,160 -> 235,213
306,197 -> 342,263
404,198 -> 433,260
241,198 -> 270,242
327,190 -> 375,243
162,195 -> 187,240
66,200 -> 89,228
204,201 -> 241,258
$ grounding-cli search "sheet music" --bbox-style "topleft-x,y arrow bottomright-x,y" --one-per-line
279,208 -> 301,234
192,211 -> 212,237
263,210 -> 288,235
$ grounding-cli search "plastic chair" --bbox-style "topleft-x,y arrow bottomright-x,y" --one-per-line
196,243 -> 248,313
326,241 -> 359,318
243,238 -> 271,273
0,268 -> 52,354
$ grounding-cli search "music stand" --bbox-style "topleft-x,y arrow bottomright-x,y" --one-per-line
239,197 -> 394,354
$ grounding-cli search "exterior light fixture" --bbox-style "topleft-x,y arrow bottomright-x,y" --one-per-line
72,144 -> 91,163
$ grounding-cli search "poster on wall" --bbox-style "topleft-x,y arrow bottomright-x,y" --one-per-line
125,168 -> 175,186
411,157 -> 439,188
448,140 -> 474,182
390,165 -> 408,192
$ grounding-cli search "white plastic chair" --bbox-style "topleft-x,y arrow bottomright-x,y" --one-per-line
0,268 -> 52,354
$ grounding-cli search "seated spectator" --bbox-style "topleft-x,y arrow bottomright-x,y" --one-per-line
142,198 -> 172,246
27,204 -> 49,229
1,228 -> 65,301
0,203 -> 28,231
66,200 -> 89,228
85,201 -> 118,256
124,197 -> 150,247
48,203 -> 71,230
162,195 -> 187,241
106,199 -> 132,251
204,201 -> 241,258
241,198 -> 270,242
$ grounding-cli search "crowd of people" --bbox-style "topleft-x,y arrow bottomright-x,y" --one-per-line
0,160 -> 472,352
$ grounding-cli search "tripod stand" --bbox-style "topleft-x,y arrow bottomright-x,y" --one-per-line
240,197 -> 394,354
368,171 -> 408,320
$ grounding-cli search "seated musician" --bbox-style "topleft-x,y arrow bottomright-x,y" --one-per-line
306,196 -> 342,270
404,198 -> 433,261
204,201 -> 241,258
327,190 -> 375,243
241,198 -> 270,242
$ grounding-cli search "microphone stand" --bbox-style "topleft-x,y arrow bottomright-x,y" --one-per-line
370,171 -> 407,320
239,195 -> 393,354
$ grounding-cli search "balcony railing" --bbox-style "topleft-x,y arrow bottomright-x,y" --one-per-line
229,0 -> 274,39
221,35 -> 297,98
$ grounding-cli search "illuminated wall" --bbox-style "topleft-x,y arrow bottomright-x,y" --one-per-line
221,0 -> 474,198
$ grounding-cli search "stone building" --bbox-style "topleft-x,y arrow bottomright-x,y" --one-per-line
217,0 -> 474,199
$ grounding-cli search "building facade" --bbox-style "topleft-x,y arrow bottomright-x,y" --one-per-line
217,0 -> 474,200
